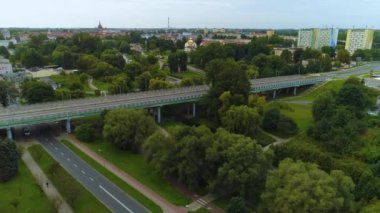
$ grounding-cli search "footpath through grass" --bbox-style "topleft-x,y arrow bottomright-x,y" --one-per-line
28,145 -> 110,213
76,139 -> 191,206
0,160 -> 55,213
61,140 -> 163,213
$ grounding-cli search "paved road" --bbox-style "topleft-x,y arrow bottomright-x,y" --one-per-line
34,126 -> 149,213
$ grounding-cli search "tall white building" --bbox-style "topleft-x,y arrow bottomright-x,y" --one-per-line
345,29 -> 374,55
0,58 -> 13,76
298,28 -> 339,49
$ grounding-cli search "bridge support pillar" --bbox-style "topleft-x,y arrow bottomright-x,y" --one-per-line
272,90 -> 277,99
192,102 -> 196,117
6,127 -> 12,140
293,87 -> 297,96
66,119 -> 71,134
157,107 -> 161,124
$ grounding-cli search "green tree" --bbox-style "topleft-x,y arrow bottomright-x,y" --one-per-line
20,48 -> 45,68
143,131 -> 175,173
0,81 -> 17,107
336,84 -> 366,110
149,78 -> 171,90
22,81 -> 55,104
226,197 -> 249,213
222,105 -> 260,138
312,91 -> 335,121
177,51 -> 188,71
337,49 -> 351,64
262,108 -> 281,131
75,124 -> 95,142
168,53 -> 178,73
248,94 -> 266,115
103,109 -> 157,152
171,126 -> 214,189
207,129 -> 272,202
100,49 -> 126,70
260,158 -> 355,213
277,116 -> 298,136
0,139 -> 19,182
205,59 -> 250,119
280,49 -> 293,63
109,74 -> 129,94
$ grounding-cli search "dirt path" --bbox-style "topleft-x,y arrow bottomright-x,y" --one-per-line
20,141 -> 73,213
263,131 -> 294,151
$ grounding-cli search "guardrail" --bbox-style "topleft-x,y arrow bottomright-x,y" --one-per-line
0,76 -> 326,128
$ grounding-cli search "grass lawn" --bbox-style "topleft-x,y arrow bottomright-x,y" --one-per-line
0,161 -> 55,213
51,74 -> 92,92
28,145 -> 110,213
61,140 -> 163,213
171,71 -> 205,80
77,139 -> 191,206
93,80 -> 110,91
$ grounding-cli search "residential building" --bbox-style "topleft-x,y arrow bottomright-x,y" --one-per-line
345,29 -> 375,55
0,58 -> 13,76
297,28 -> 339,49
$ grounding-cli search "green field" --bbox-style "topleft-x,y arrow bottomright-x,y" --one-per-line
284,79 -> 345,102
93,80 -> 110,91
74,139 -> 191,206
28,145 -> 110,213
0,161 -> 55,213
61,140 -> 163,213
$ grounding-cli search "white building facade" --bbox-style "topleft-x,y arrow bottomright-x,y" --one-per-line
345,29 -> 375,55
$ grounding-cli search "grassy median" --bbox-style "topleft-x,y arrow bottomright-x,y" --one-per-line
61,140 -> 163,213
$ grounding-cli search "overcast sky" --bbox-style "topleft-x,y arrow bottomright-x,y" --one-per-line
0,0 -> 378,29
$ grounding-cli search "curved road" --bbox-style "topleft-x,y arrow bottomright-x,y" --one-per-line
34,125 -> 149,213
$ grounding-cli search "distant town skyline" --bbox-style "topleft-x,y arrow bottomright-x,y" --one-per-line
0,0 -> 378,29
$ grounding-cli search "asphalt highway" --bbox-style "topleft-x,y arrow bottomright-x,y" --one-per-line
34,126 -> 149,213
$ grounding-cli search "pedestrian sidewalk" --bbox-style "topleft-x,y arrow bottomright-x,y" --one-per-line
61,135 -> 187,213
186,194 -> 217,212
21,148 -> 73,213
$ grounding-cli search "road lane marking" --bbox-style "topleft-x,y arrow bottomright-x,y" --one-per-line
54,147 -> 58,150
67,158 -> 71,162
89,177 -> 94,182
61,152 -> 64,156
99,185 -> 133,213
74,164 -> 78,168
81,170 -> 86,175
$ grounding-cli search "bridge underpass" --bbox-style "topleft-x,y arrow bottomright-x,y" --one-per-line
0,75 -> 327,140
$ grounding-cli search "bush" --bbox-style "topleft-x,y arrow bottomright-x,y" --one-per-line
262,108 -> 280,131
0,139 -> 19,182
277,116 -> 298,136
75,124 -> 95,142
